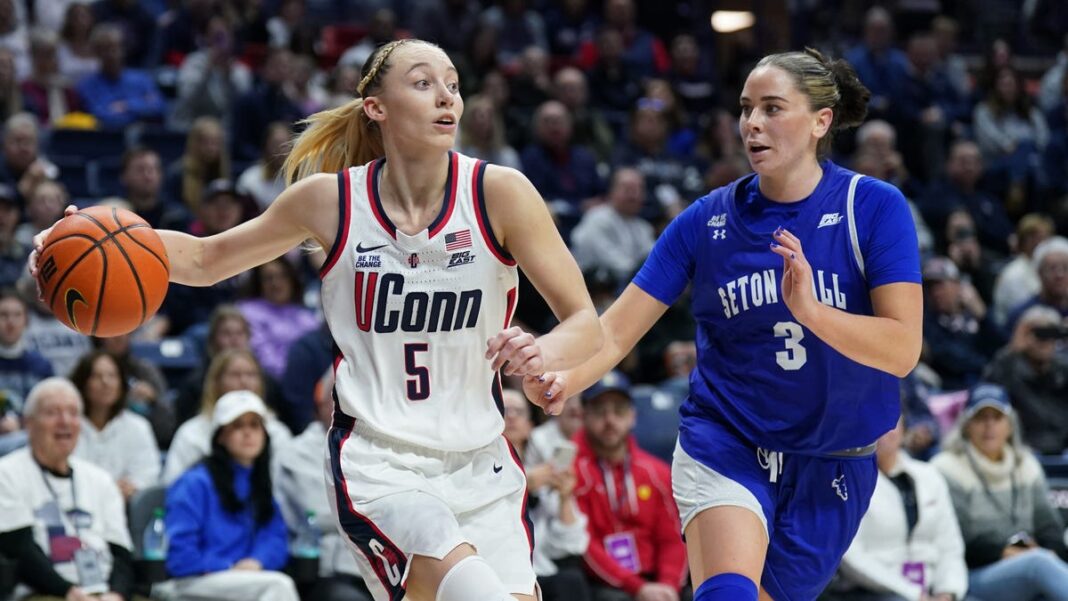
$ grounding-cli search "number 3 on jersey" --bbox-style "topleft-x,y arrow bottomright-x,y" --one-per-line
404,343 -> 430,400
774,321 -> 807,370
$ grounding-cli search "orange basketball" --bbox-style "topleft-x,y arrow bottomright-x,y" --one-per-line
36,205 -> 170,337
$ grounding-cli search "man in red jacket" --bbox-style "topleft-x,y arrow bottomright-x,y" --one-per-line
574,371 -> 689,601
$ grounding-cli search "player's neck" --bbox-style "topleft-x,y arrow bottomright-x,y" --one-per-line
378,148 -> 451,219
758,158 -> 823,203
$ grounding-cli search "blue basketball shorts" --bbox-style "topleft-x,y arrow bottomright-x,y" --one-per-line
672,413 -> 878,601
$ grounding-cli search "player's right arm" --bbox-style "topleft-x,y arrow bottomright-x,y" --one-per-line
159,174 -> 338,286
30,174 -> 339,288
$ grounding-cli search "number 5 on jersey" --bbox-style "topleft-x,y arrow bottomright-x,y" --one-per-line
404,343 -> 430,400
774,321 -> 807,370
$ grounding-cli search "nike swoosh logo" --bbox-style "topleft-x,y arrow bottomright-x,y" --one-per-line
356,242 -> 388,253
492,464 -> 503,473
65,288 -> 87,330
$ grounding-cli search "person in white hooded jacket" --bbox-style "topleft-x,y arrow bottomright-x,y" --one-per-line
836,413 -> 969,601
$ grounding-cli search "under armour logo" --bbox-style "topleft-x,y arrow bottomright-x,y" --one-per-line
832,474 -> 848,501
711,230 -> 726,240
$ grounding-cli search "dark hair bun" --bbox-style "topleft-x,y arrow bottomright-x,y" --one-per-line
827,58 -> 870,129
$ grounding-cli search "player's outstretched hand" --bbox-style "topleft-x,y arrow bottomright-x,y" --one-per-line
27,204 -> 78,294
486,326 -> 544,376
522,372 -> 568,415
769,226 -> 819,325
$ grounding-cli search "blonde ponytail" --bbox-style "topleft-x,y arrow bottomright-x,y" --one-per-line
282,98 -> 383,184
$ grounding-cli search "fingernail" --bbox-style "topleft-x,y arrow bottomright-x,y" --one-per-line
544,392 -> 552,398
770,242 -> 778,249
537,375 -> 545,383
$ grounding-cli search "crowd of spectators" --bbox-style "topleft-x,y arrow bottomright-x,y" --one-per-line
0,0 -> 1067,600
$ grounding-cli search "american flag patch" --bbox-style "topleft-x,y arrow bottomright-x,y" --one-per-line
445,229 -> 472,251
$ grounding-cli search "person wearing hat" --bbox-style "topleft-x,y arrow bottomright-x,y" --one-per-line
572,371 -> 688,601
931,383 -> 1068,601
922,256 -> 1001,390
163,390 -> 298,601
0,181 -> 28,289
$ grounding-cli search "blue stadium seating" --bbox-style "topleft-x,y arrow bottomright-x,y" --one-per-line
47,128 -> 127,161
631,383 -> 683,463
136,127 -> 187,166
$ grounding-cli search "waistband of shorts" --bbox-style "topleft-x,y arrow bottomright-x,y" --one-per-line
330,408 -> 458,458
824,443 -> 877,458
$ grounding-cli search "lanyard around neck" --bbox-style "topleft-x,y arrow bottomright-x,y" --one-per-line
37,462 -> 81,536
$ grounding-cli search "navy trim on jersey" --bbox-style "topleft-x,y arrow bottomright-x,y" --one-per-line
319,169 -> 352,278
472,161 -> 516,266
329,425 -> 407,601
505,438 -> 535,561
368,151 -> 459,240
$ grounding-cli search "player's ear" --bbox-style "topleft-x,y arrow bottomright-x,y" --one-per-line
813,107 -> 833,139
363,95 -> 386,123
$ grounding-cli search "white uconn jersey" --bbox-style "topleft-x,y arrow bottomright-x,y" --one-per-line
319,152 -> 519,451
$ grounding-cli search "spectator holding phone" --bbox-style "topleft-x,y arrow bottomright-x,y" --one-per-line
502,389 -> 591,601
985,305 -> 1068,455
931,384 -> 1068,601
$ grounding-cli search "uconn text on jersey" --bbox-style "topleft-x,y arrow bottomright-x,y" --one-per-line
353,271 -> 483,333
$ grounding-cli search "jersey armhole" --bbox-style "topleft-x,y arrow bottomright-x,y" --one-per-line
319,168 -> 351,279
472,161 -> 516,266
845,173 -> 866,281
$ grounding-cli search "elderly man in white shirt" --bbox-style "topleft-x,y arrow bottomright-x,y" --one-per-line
570,167 -> 656,283
836,414 -> 969,601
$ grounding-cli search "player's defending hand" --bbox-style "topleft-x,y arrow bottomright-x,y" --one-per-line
770,226 -> 819,325
26,204 -> 78,292
521,372 -> 568,415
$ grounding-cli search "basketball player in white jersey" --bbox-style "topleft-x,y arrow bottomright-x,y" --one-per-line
31,39 -> 603,601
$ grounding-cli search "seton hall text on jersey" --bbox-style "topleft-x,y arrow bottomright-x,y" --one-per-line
718,268 -> 848,319
354,271 -> 482,333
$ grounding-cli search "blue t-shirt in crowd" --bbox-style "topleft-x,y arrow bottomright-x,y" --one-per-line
633,160 -> 921,456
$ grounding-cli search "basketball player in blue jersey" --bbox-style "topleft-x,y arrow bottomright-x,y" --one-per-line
32,39 -> 603,601
525,48 -> 923,601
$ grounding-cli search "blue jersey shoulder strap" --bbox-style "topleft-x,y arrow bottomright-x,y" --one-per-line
844,173 -> 865,280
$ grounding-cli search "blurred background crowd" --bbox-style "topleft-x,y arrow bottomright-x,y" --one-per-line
2,0 -> 1068,600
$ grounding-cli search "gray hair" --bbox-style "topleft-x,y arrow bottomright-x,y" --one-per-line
855,119 -> 895,147
1033,236 -> 1068,270
1018,305 -> 1062,326
4,112 -> 37,137
23,377 -> 82,418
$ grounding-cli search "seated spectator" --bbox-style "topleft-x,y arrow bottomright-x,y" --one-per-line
585,28 -> 642,129
992,214 -> 1055,327
0,112 -> 58,208
409,0 -> 479,56
0,378 -> 134,600
17,276 -> 91,377
158,181 -> 246,336
0,287 -> 52,455
76,23 -> 165,129
237,121 -> 289,213
272,371 -> 373,601
278,322 -> 331,435
237,256 -> 319,380
20,29 -> 81,126
574,372 -> 688,600
931,384 -> 1068,601
170,13 -> 253,130
942,209 -> 1001,303
972,66 -> 1049,213
835,414 -> 968,601
845,7 -> 910,125
527,393 -> 584,467
922,256 -> 1001,390
985,306 -> 1068,455
666,33 -> 718,124
165,116 -> 231,213
520,100 -> 603,233
503,389 -> 590,601
552,67 -> 615,164
57,2 -> 99,82
900,372 -> 941,461
918,140 -> 1013,256
321,64 -> 359,110
174,304 -> 285,427
480,0 -> 549,69
1005,236 -> 1068,332
164,390 -> 299,601
0,182 -> 26,289
93,333 -> 175,450
583,0 -> 667,79
231,48 -> 302,162
570,167 -> 655,282
120,147 -> 191,233
337,7 -> 397,72
90,0 -> 156,69
456,94 -> 522,171
164,349 -> 292,484
14,179 -> 67,249
0,47 -> 20,125
70,350 -> 160,501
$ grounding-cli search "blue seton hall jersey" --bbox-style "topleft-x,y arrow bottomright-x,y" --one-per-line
633,161 -> 921,455
319,152 -> 519,452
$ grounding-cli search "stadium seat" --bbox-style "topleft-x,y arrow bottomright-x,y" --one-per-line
47,128 -> 128,161
90,157 -> 125,198
131,336 -> 202,389
137,127 -> 187,166
51,155 -> 93,198
631,384 -> 683,464
1039,455 -> 1068,479
127,485 -> 167,558
1046,477 -> 1068,524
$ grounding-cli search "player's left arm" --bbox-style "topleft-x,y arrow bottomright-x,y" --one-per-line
771,183 -> 923,378
482,165 -> 603,375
